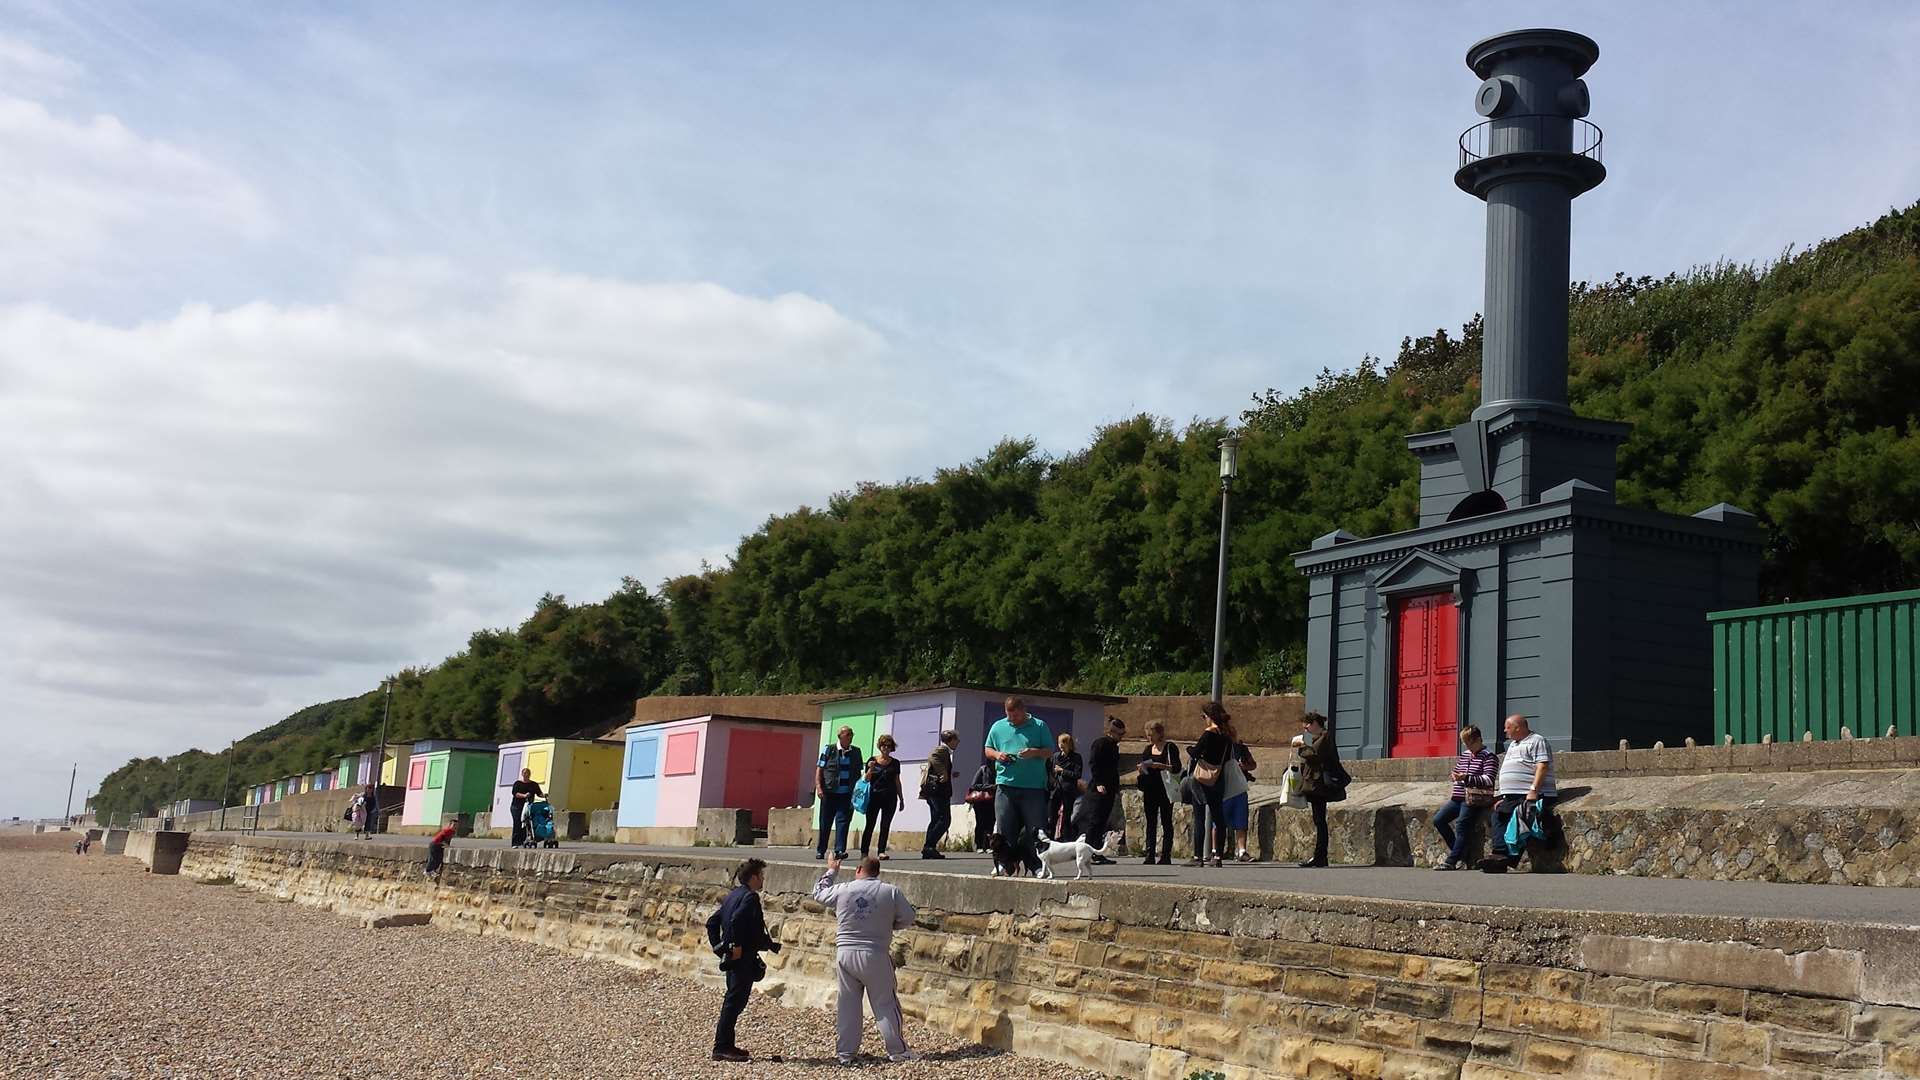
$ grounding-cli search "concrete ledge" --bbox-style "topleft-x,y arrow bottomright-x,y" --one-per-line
125,830 -> 189,874
99,828 -> 129,855
587,810 -> 617,842
1341,733 -> 1920,782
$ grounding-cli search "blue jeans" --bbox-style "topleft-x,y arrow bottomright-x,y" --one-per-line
817,792 -> 853,857
993,785 -> 1048,841
1431,798 -> 1487,865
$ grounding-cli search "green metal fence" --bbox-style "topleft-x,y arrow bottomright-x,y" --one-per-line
1711,588 -> 1920,743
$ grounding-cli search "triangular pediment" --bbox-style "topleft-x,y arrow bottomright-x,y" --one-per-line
1371,548 -> 1466,596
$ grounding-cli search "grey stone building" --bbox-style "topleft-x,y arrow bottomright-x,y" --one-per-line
1294,29 -> 1763,757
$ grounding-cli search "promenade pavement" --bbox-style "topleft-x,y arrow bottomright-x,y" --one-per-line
228,830 -> 1920,927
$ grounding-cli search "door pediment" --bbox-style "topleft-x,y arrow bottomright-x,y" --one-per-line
1372,548 -> 1467,601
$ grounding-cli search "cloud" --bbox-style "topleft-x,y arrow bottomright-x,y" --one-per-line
0,36 -> 272,292
0,268 -> 900,758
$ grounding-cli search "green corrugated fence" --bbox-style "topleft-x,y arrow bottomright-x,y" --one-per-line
1711,587 -> 1920,743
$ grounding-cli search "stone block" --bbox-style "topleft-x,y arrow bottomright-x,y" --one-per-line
1282,969 -> 1377,1009
1770,740 -> 1854,770
1374,981 -> 1452,1019
1745,991 -> 1853,1033
1653,983 -> 1747,1017
1607,1009 -> 1706,1050
1580,936 -> 1863,1000
1481,993 -> 1608,1040
696,808 -> 753,846
1704,1020 -> 1768,1066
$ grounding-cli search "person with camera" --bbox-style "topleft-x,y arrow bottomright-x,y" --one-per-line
706,857 -> 781,1062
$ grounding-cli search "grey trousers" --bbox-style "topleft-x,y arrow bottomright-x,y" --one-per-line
835,946 -> 908,1059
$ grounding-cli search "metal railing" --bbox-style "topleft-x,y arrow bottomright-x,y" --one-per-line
1459,115 -> 1603,168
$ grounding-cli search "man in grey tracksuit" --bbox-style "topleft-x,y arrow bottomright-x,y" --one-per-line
812,854 -> 915,1065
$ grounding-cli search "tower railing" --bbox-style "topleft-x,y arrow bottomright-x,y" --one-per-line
1458,115 -> 1603,168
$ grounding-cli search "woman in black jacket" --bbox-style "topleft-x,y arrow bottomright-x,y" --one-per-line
1047,733 -> 1084,840
1185,702 -> 1234,868
1293,711 -> 1347,868
1135,721 -> 1181,865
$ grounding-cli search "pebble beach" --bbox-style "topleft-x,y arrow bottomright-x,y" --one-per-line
0,832 -> 1102,1080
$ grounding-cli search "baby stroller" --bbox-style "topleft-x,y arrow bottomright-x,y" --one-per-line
525,798 -> 558,848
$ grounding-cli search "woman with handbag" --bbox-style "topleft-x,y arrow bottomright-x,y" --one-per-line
858,735 -> 905,859
1293,711 -> 1347,868
1135,721 -> 1181,865
1185,702 -> 1234,868
964,762 -> 997,853
1047,733 -> 1084,841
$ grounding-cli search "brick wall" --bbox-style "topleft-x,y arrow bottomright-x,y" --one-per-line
180,835 -> 1920,1079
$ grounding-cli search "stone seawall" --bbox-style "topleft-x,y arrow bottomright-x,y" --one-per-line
179,834 -> 1920,1079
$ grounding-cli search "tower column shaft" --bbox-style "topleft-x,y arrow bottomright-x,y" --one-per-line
1479,180 -> 1571,416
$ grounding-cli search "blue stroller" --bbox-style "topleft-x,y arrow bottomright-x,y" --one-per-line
525,798 -> 558,848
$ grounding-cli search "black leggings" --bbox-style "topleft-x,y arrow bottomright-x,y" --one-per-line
860,800 -> 897,855
1141,786 -> 1174,860
1190,783 -> 1227,859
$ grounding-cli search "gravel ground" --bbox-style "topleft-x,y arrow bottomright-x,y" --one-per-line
0,833 -> 1104,1080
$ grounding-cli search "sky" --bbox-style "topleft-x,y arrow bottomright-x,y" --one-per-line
2,2 -> 1916,819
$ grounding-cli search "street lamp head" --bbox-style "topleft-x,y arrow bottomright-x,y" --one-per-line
1218,432 -> 1241,480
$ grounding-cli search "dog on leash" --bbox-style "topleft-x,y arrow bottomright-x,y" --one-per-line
1034,830 -> 1118,880
987,828 -> 1043,877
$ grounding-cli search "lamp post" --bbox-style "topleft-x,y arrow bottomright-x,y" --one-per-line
1208,432 -> 1241,704
217,741 -> 234,831
372,678 -> 393,833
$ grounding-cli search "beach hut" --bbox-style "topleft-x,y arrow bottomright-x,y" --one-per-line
488,738 -> 622,831
812,685 -> 1126,841
616,715 -> 821,837
399,741 -> 498,828
380,744 -> 414,787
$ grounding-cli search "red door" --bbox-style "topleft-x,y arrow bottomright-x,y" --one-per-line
722,729 -> 804,827
1391,593 -> 1460,757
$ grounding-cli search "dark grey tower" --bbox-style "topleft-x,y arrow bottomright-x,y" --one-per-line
1293,29 -> 1763,757
1410,30 -> 1628,524
1459,29 -> 1604,420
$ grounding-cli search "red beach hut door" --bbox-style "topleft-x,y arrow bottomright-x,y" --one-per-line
723,729 -> 804,828
1391,593 -> 1459,757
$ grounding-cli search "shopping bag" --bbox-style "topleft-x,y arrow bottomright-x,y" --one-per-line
1280,765 -> 1307,809
851,777 -> 872,816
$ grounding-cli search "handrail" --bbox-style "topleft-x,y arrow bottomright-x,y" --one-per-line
1458,115 -> 1603,168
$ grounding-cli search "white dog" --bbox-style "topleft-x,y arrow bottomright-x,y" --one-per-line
1033,830 -> 1118,880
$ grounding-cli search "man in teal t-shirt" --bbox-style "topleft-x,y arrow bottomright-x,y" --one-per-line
983,696 -> 1055,842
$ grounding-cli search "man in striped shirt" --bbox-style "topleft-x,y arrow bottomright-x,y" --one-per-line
1431,724 -> 1497,871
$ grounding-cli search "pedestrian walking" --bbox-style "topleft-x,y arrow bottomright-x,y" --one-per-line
1047,733 -> 1083,841
983,696 -> 1053,844
815,726 -> 864,861
509,768 -> 544,848
1483,714 -> 1558,873
965,762 -> 996,852
812,855 -> 916,1066
1135,721 -> 1181,865
348,788 -> 369,834
1071,715 -> 1124,863
361,783 -> 380,838
706,858 -> 781,1063
858,735 -> 905,859
919,730 -> 958,859
1185,702 -> 1234,867
1432,724 -> 1497,870
1293,711 -> 1349,868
